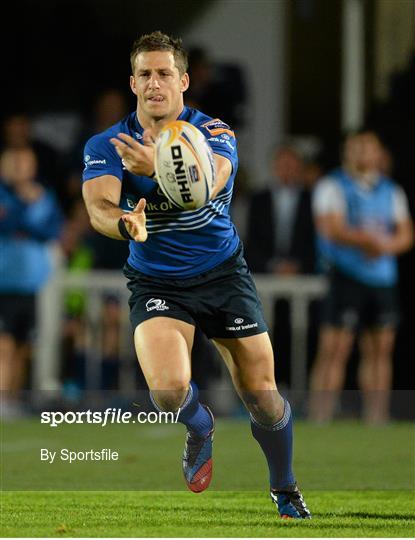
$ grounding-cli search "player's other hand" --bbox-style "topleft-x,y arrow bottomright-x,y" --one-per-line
110,133 -> 155,178
122,198 -> 148,242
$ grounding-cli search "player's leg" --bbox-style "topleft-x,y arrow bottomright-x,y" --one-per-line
134,316 -> 214,491
214,333 -> 283,421
134,317 -> 193,410
214,332 -> 311,518
0,333 -> 16,393
308,326 -> 355,422
358,327 -> 395,424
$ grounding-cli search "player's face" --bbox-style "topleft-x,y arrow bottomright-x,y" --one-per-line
131,51 -> 189,122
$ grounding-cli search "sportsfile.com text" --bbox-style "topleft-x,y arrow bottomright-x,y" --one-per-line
40,408 -> 181,428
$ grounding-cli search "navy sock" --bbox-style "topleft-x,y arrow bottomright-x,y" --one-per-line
250,399 -> 295,490
150,380 -> 213,437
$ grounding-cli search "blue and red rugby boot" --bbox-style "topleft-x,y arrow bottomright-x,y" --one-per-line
270,484 -> 312,519
182,405 -> 215,493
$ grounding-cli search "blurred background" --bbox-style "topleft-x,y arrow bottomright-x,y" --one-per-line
1,0 -> 414,422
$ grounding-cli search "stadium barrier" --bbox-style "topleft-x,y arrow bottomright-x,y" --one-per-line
34,271 -> 327,394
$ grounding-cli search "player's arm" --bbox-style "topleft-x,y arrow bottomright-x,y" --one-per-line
82,175 -> 147,242
315,212 -> 384,256
211,154 -> 232,199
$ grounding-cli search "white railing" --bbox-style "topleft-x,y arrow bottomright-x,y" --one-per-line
34,271 -> 327,393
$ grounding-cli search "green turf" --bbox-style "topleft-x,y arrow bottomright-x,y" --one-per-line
1,490 -> 414,537
2,419 -> 414,490
1,419 -> 415,536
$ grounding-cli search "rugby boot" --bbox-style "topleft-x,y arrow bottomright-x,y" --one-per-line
270,484 -> 312,519
182,405 -> 214,493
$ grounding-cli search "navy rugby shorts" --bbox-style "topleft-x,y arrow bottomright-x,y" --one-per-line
321,267 -> 400,330
123,244 -> 268,338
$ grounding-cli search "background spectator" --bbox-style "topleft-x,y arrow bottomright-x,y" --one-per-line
246,144 -> 315,275
0,147 -> 63,416
309,131 -> 413,424
1,114 -> 63,204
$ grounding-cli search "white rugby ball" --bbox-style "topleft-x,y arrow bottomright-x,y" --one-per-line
154,120 -> 216,210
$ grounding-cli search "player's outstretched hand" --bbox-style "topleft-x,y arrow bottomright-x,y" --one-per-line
122,198 -> 148,242
110,133 -> 155,178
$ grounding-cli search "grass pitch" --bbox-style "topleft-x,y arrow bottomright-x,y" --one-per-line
1,419 -> 414,536
2,490 -> 414,537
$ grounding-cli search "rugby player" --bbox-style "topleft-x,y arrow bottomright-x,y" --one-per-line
82,31 -> 310,519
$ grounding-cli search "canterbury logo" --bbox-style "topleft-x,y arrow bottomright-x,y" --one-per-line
145,298 -> 169,312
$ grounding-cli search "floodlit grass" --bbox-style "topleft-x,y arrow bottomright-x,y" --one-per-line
2,419 -> 414,490
1,418 -> 414,536
1,490 -> 415,537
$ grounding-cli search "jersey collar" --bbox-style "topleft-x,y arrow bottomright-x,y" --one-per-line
133,106 -> 190,136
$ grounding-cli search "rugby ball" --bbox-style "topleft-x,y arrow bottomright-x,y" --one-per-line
154,120 -> 216,210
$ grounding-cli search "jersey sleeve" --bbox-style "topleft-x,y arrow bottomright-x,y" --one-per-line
197,118 -> 238,173
312,176 -> 346,216
392,185 -> 411,223
82,133 -> 123,182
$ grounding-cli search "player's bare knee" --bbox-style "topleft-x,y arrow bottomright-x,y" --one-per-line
151,386 -> 189,412
241,388 -> 284,424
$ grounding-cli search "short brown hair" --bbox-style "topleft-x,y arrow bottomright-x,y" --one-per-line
130,31 -> 188,76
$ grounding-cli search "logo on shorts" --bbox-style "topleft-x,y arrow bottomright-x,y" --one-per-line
146,298 -> 169,312
225,321 -> 258,332
234,318 -> 244,324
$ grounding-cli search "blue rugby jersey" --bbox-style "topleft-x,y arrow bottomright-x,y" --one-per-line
316,168 -> 399,286
82,107 -> 240,278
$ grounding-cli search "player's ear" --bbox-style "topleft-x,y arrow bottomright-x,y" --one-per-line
130,75 -> 137,96
180,73 -> 190,93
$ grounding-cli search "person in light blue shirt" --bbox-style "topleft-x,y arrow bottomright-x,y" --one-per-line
0,146 -> 62,413
82,31 -> 311,518
309,131 -> 413,424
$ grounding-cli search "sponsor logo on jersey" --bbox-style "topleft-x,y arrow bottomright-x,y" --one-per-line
207,135 -> 235,150
234,317 -> 244,324
146,298 -> 169,312
201,118 -> 235,138
84,154 -> 106,167
134,131 -> 143,140
146,200 -> 175,212
171,145 -> 194,204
